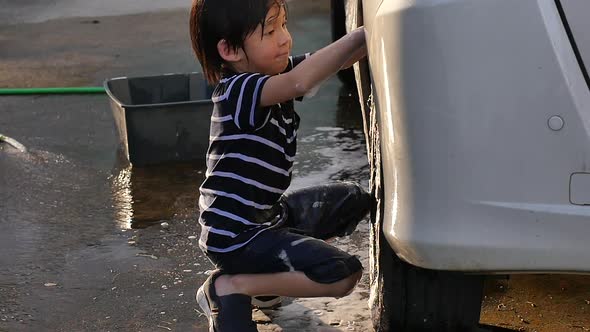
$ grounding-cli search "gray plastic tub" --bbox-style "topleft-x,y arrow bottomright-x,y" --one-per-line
104,72 -> 214,166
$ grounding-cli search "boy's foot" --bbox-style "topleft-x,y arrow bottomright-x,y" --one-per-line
196,270 -> 258,332
251,295 -> 282,309
196,270 -> 222,331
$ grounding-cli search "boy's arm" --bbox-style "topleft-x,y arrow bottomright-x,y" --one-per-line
341,45 -> 367,70
260,27 -> 366,107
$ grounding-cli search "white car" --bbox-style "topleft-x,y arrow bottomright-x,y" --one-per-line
332,0 -> 590,331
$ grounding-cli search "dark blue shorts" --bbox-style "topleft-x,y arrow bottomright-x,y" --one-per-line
206,182 -> 371,284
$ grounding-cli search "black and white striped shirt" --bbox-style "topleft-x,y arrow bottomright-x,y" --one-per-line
199,54 -> 309,253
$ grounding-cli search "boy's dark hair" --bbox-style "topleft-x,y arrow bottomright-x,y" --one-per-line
190,0 -> 287,84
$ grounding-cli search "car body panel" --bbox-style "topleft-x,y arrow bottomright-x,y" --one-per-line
363,0 -> 590,272
560,0 -> 590,78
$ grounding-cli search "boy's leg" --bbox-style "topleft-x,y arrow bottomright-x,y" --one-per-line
215,269 -> 362,298
251,182 -> 370,309
198,188 -> 369,330
283,182 -> 371,239
213,229 -> 363,299
197,270 -> 258,332
198,270 -> 360,331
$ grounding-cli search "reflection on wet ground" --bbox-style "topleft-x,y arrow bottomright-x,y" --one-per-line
294,127 -> 368,189
111,161 -> 206,230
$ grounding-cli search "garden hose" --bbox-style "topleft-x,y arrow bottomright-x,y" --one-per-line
0,134 -> 27,152
0,88 -> 105,151
0,87 -> 105,95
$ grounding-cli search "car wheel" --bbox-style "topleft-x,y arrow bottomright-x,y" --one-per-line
369,190 -> 485,331
330,0 -> 356,90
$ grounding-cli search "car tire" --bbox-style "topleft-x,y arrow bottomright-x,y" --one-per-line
330,0 -> 356,90
369,192 -> 485,331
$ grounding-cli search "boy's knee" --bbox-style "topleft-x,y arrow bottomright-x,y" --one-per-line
329,270 -> 362,298
226,274 -> 249,294
342,182 -> 372,217
353,183 -> 373,212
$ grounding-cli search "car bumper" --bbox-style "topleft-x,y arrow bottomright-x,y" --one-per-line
366,0 -> 590,272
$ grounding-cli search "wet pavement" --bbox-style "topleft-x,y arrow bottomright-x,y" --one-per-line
0,0 -> 191,25
1,1 -> 590,331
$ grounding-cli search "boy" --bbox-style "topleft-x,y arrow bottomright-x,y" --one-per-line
189,0 -> 370,330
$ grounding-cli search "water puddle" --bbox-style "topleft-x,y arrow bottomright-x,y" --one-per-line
293,127 -> 369,190
110,161 -> 206,230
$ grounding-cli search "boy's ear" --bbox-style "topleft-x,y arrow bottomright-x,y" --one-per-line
217,39 -> 243,62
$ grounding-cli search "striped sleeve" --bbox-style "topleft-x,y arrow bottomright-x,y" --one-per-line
222,73 -> 271,131
284,53 -> 312,102
283,53 -> 311,74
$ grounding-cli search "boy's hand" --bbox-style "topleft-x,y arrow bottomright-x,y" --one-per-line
341,45 -> 367,70
340,27 -> 367,69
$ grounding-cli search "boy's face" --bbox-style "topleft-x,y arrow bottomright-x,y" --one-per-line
241,4 -> 292,75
